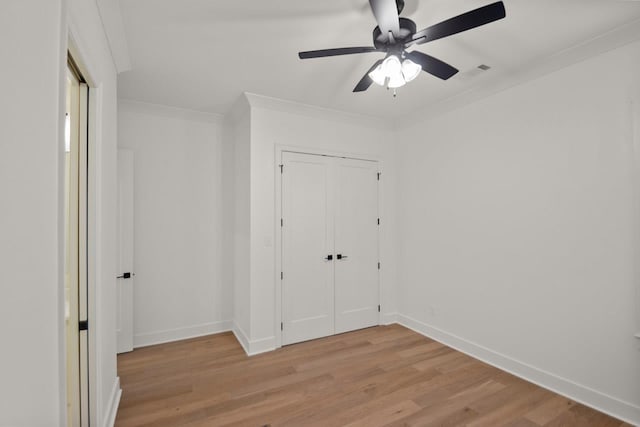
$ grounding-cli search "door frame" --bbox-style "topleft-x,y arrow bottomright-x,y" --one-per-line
274,145 -> 383,349
65,28 -> 100,426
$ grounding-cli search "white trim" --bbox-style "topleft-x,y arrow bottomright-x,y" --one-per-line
274,145 -> 283,349
275,146 -> 383,350
396,314 -> 640,426
67,4 -> 101,88
396,17 -> 640,130
118,99 -> 225,125
95,0 -> 132,73
67,21 -> 103,427
102,377 -> 121,427
248,336 -> 277,356
232,321 -> 251,355
245,92 -> 391,131
133,320 -> 233,348
232,322 -> 275,356
226,93 -> 251,124
381,312 -> 398,325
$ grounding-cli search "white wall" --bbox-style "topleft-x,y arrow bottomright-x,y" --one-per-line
396,40 -> 640,423
0,0 -> 120,425
118,101 -> 231,347
0,1 -> 66,425
246,94 -> 398,353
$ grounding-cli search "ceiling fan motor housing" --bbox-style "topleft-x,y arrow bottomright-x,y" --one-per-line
297,1 -> 506,92
373,18 -> 416,49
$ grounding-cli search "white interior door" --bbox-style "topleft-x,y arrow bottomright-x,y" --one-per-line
334,158 -> 379,334
282,152 -> 334,345
66,63 -> 90,427
117,149 -> 134,353
281,151 -> 379,346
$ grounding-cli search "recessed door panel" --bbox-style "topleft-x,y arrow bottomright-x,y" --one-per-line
282,152 -> 334,345
334,158 -> 379,334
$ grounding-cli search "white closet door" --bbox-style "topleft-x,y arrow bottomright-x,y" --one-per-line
334,158 -> 379,334
282,152 -> 335,345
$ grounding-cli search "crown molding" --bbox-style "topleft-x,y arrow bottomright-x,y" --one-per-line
243,92 -> 393,131
395,17 -> 640,130
225,93 -> 252,125
95,0 -> 132,73
118,99 -> 224,124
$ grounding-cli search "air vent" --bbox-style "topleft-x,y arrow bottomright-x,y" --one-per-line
455,64 -> 492,81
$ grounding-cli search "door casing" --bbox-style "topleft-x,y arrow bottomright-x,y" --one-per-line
65,30 -> 101,426
275,145 -> 383,348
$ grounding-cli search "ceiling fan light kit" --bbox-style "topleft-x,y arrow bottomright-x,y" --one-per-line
368,56 -> 421,92
298,0 -> 506,94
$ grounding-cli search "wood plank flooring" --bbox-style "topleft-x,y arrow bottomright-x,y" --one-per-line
116,325 -> 629,427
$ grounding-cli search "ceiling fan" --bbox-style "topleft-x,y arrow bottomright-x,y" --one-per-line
298,0 -> 506,93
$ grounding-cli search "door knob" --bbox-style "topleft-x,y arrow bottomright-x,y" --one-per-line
117,272 -> 134,279
337,254 -> 348,260
324,254 -> 333,261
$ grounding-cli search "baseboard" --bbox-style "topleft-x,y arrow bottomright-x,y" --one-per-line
232,321 -> 251,355
134,320 -> 233,348
381,312 -> 398,325
231,322 -> 276,356
248,335 -> 276,356
103,377 -> 121,427
396,314 -> 640,426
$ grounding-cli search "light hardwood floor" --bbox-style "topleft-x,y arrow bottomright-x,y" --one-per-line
116,324 -> 629,427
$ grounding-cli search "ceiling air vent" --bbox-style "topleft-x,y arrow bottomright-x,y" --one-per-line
456,64 -> 491,81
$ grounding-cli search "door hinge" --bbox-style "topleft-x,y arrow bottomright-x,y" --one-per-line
281,322 -> 283,331
378,305 -> 381,313
378,262 -> 381,270
279,164 -> 284,174
377,218 -> 380,226
79,320 -> 88,331
281,271 -> 283,280
377,172 -> 381,181
281,218 -> 283,227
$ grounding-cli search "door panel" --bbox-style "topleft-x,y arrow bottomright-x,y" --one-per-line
117,149 -> 134,353
334,158 -> 379,333
281,151 -> 380,345
282,152 -> 334,345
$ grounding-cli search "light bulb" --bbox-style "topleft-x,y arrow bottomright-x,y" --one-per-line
368,64 -> 386,86
382,55 -> 402,76
387,71 -> 406,88
401,59 -> 421,82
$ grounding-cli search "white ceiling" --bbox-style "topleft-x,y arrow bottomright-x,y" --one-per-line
117,0 -> 640,119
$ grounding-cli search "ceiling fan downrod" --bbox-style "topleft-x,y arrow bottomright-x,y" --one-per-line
297,0 -> 506,93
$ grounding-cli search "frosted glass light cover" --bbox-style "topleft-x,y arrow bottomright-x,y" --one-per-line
387,71 -> 406,88
382,55 -> 402,76
368,64 -> 386,86
402,59 -> 421,82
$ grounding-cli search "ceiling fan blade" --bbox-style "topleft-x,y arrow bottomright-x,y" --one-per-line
299,47 -> 380,59
353,59 -> 384,92
369,0 -> 400,40
409,1 -> 505,46
405,51 -> 458,80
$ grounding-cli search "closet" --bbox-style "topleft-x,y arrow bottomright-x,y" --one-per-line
281,151 -> 379,345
